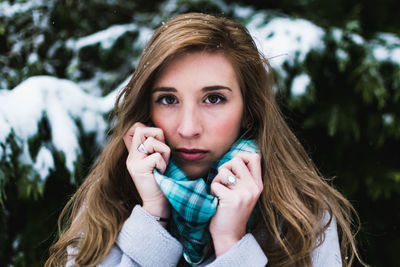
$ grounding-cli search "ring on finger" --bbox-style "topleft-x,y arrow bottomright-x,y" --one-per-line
227,174 -> 237,185
137,143 -> 148,154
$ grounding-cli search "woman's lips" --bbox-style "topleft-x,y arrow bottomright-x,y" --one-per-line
175,148 -> 208,161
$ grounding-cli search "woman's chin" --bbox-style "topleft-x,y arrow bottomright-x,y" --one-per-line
172,157 -> 210,178
180,165 -> 210,180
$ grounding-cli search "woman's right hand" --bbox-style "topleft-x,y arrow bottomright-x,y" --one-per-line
123,122 -> 171,219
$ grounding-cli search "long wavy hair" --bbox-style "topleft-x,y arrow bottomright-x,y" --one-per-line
46,13 -> 363,266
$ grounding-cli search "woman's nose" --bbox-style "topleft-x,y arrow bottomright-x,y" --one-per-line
177,104 -> 202,138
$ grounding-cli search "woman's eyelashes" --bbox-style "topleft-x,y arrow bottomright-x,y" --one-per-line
156,94 -> 178,105
155,93 -> 227,106
204,94 -> 226,104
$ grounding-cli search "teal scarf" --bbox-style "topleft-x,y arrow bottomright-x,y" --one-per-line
153,139 -> 258,265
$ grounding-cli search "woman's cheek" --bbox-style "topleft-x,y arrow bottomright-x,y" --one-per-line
213,116 -> 242,137
152,113 -> 169,131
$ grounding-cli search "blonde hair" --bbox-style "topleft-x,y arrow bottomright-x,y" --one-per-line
46,13 -> 363,266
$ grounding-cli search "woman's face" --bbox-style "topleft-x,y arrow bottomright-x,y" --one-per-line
151,51 -> 244,178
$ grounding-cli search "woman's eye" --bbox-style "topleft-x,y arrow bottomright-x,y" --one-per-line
204,94 -> 225,104
157,95 -> 178,105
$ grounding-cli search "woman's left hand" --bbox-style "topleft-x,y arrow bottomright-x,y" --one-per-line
209,152 -> 263,257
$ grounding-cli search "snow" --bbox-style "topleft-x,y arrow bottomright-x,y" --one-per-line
372,33 -> 400,64
0,76 -> 114,180
246,15 -> 325,72
0,0 -> 42,17
66,23 -> 138,51
332,28 -> 343,42
33,146 -> 54,180
136,27 -> 155,47
233,4 -> 253,18
11,40 -> 24,54
373,46 -> 390,61
34,34 -> 45,47
393,49 -> 400,63
336,49 -> 348,61
382,113 -> 394,125
350,34 -> 364,45
161,0 -> 179,14
373,45 -> 400,63
379,33 -> 400,46
291,73 -> 310,97
28,53 -> 39,64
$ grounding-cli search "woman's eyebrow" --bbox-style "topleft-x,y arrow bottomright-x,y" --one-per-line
152,86 -> 177,93
152,85 -> 232,92
202,85 -> 232,92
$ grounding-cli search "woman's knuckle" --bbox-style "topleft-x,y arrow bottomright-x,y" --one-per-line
258,182 -> 264,191
252,188 -> 261,199
235,152 -> 244,157
154,128 -> 164,138
131,122 -> 140,129
210,182 -> 216,189
134,126 -> 143,135
252,153 -> 260,161
231,157 -> 241,166
154,152 -> 162,160
234,156 -> 241,163
251,181 -> 261,191
155,127 -> 163,134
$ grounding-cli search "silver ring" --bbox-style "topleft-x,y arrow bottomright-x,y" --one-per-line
137,143 -> 148,154
227,174 -> 237,185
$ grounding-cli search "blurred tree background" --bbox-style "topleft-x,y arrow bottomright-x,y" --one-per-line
0,0 -> 399,266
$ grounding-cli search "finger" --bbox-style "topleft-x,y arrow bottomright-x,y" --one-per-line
123,122 -> 152,152
132,126 -> 165,152
220,156 -> 252,182
234,152 -> 263,189
123,123 -> 144,152
213,167 -> 237,188
142,137 -> 171,164
133,125 -> 165,144
127,126 -> 165,160
210,181 -> 232,200
220,156 -> 261,195
144,152 -> 167,174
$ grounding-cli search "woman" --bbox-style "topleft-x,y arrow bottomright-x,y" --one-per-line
46,13 -> 363,266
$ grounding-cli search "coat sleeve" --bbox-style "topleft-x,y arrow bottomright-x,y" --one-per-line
203,234 -> 268,267
104,205 -> 183,266
67,205 -> 183,267
204,212 -> 343,267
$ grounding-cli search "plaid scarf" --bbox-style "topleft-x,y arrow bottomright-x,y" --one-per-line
153,139 -> 258,265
